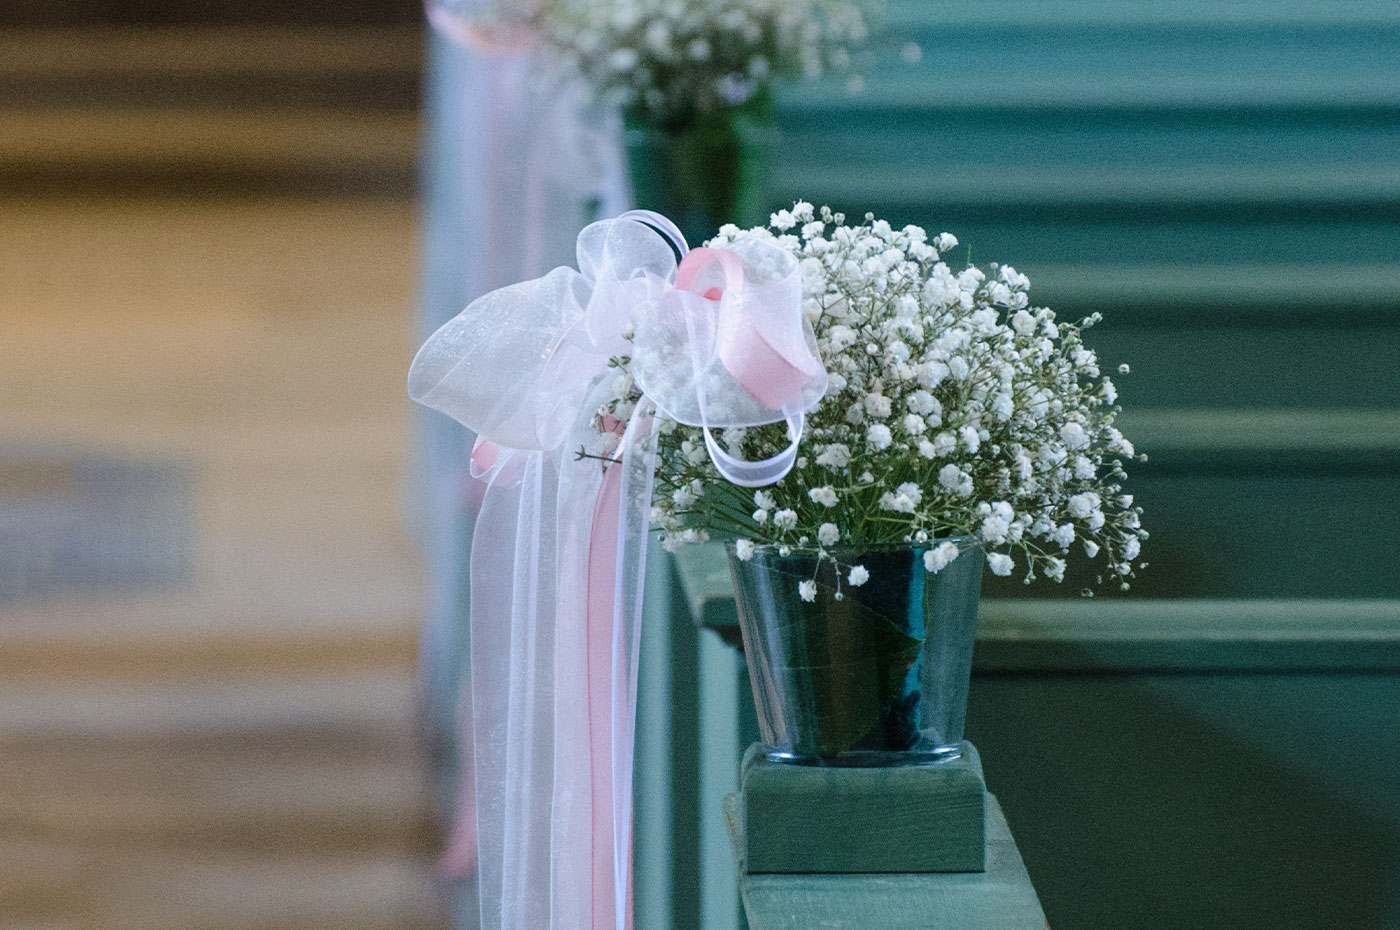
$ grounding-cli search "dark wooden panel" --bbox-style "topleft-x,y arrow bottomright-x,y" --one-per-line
966,670 -> 1400,930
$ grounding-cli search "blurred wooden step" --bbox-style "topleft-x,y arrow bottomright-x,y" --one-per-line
0,674 -> 444,929
0,846 -> 442,930
0,26 -> 421,109
0,26 -> 420,195
0,673 -> 433,830
0,106 -> 419,196
5,0 -> 419,28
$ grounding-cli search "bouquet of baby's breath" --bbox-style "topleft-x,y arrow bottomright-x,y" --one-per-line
602,202 -> 1147,597
537,0 -> 871,127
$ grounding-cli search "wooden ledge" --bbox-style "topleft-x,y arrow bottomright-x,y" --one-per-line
672,543 -> 1400,673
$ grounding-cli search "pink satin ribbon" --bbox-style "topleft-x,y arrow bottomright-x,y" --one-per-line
585,462 -> 628,930
676,247 -> 814,411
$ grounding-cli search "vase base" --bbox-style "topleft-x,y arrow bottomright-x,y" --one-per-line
764,739 -> 965,768
741,741 -> 987,873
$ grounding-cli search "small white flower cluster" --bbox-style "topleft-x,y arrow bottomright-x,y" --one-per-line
536,0 -> 870,125
646,203 -> 1148,594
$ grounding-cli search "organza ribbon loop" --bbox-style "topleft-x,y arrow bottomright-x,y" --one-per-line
409,218 -> 673,452
630,234 -> 826,432
702,412 -> 806,487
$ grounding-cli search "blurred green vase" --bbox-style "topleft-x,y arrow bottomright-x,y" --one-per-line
726,541 -> 985,766
623,94 -> 775,246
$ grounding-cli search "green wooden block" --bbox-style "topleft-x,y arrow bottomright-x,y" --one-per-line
741,742 -> 986,874
726,791 -> 1046,930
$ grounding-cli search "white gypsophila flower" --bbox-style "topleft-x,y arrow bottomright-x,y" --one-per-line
816,443 -> 850,468
1060,422 -> 1090,451
907,389 -> 940,418
917,360 -> 950,388
735,539 -> 756,561
848,564 -> 869,585
1068,492 -> 1100,519
754,490 -> 776,510
923,541 -> 959,573
938,464 -> 973,497
1008,518 -> 1026,543
1000,265 -> 1029,289
818,522 -> 840,545
827,324 -> 858,352
987,552 -> 1014,576
878,490 -> 918,513
864,392 -> 892,418
798,579 -> 817,602
773,508 -> 798,530
645,205 -> 1143,591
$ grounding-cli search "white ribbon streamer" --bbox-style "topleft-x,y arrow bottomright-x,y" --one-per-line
409,212 -> 826,930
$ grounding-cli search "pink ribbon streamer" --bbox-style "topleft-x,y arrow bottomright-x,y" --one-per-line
586,461 -> 625,930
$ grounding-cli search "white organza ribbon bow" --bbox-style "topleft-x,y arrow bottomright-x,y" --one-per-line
408,210 -> 825,930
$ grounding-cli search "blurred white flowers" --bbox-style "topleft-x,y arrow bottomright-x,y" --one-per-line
534,0 -> 872,125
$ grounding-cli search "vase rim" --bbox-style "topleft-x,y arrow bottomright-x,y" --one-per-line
722,536 -> 981,558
